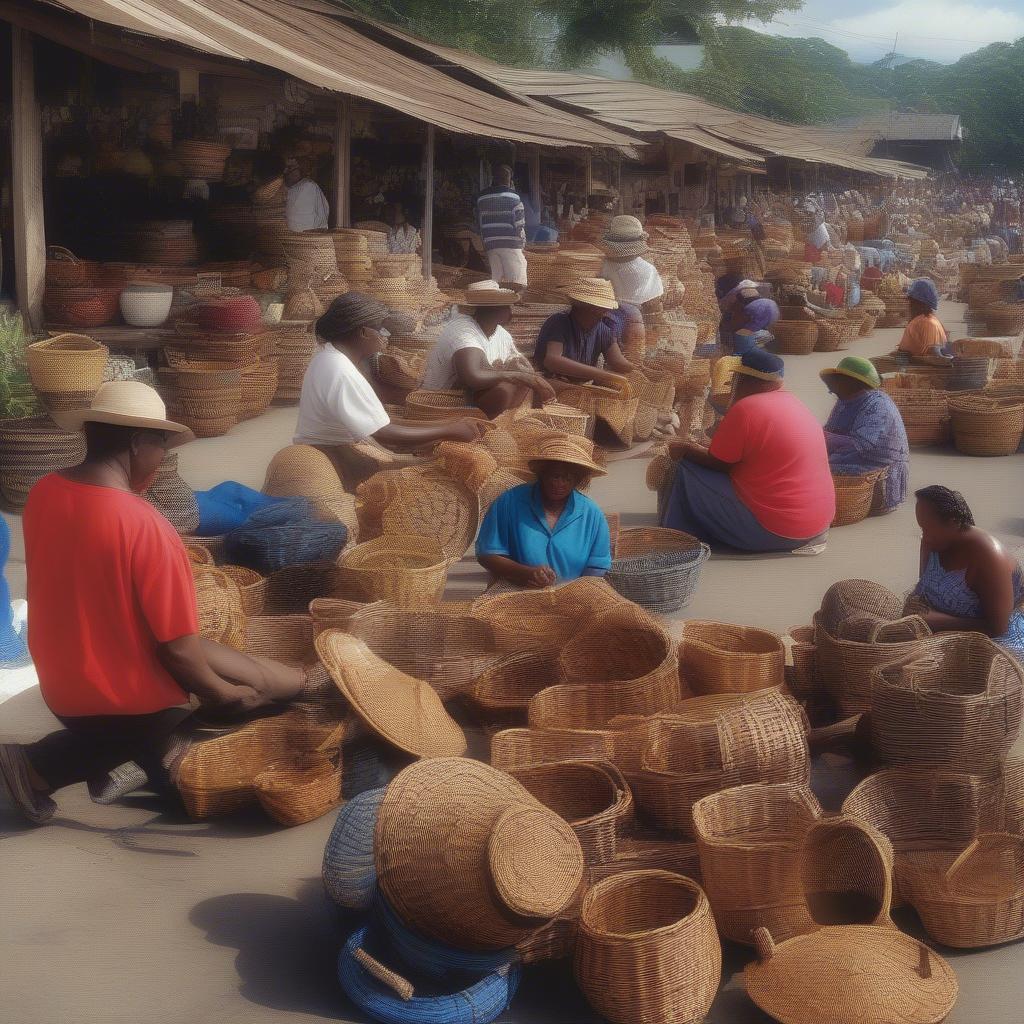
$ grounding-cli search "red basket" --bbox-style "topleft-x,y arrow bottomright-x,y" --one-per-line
194,297 -> 265,333
43,286 -> 122,327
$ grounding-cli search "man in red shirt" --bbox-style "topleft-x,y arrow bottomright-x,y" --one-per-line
662,350 -> 835,554
0,382 -> 315,823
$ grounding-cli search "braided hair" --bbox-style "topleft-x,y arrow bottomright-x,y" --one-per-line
915,485 -> 975,529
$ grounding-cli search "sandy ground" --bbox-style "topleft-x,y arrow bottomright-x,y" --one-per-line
2,299 -> 1023,1023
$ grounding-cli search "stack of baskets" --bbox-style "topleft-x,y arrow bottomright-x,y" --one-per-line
158,364 -> 243,438
948,394 -> 1024,456
0,415 -> 86,510
25,334 -> 109,412
173,139 -> 232,180
273,322 -> 318,404
606,527 -> 710,613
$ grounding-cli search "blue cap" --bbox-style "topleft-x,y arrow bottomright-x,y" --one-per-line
907,278 -> 939,310
735,348 -> 785,381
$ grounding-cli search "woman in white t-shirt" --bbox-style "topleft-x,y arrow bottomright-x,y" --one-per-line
599,215 -> 664,306
421,281 -> 554,418
294,293 -> 486,487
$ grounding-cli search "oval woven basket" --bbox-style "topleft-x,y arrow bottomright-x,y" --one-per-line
26,334 -> 109,394
831,471 -> 883,527
253,751 -> 342,826
692,782 -> 823,944
678,620 -> 785,695
334,535 -> 451,607
771,320 -> 818,355
43,286 -> 121,327
949,395 -> 1024,456
375,758 -> 586,951
574,870 -> 721,1024
606,527 -> 710,613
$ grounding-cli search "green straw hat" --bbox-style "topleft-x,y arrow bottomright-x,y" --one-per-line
820,355 -> 881,390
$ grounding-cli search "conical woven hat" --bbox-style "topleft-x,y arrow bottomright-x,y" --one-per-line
525,432 -> 606,477
315,630 -> 466,758
263,444 -> 346,500
562,277 -> 618,311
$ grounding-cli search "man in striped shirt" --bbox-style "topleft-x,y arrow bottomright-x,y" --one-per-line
475,164 -> 528,291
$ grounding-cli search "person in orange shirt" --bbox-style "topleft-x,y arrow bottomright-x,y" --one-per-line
897,278 -> 953,367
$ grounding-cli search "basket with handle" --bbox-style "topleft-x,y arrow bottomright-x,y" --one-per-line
45,246 -> 96,287
678,620 -> 785,695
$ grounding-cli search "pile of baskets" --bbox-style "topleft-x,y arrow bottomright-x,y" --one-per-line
0,415 -> 86,510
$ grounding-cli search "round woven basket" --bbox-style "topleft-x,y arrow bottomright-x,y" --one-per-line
949,395 -> 1024,456
679,620 -> 785,695
606,527 -> 710,614
692,782 -> 823,944
43,286 -> 121,327
253,751 -> 342,826
771,320 -> 818,355
334,535 -> 451,606
831,471 -> 883,527
375,758 -> 587,950
26,334 -> 109,396
574,870 -> 721,1024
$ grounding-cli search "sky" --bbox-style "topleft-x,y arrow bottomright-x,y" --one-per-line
742,0 -> 1024,64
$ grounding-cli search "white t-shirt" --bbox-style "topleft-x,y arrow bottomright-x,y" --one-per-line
294,345 -> 390,445
420,313 -> 522,391
601,257 -> 664,305
286,179 -> 330,232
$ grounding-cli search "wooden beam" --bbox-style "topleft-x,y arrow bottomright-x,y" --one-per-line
422,124 -> 435,281
11,27 -> 45,331
333,96 -> 352,228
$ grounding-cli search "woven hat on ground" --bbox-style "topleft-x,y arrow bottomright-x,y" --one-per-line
375,757 -> 586,950
459,280 -> 521,308
743,925 -> 958,1024
563,278 -> 619,311
315,630 -> 466,758
820,355 -> 881,390
526,432 -> 606,477
53,380 -> 193,443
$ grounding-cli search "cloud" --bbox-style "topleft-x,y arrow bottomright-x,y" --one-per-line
741,0 -> 1024,63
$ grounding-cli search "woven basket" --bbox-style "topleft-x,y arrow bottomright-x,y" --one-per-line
785,624 -> 819,701
253,751 -> 342,826
45,246 -> 95,287
322,787 -> 385,910
511,760 -> 634,866
692,782 -> 823,944
819,578 -> 905,632
606,528 -> 710,613
192,566 -> 247,650
375,758 -> 586,951
813,317 -> 856,352
949,395 -> 1024,456
554,380 -> 639,446
831,470 -> 883,527
334,535 -> 451,607
404,389 -> 490,421
869,632 -> 1024,773
490,728 -> 616,771
26,334 -> 108,398
574,871 -> 721,1024
239,358 -> 279,420
799,815 -> 894,928
890,389 -> 951,448
678,620 -> 785,695
472,649 -> 565,716
771,320 -> 818,355
43,286 -> 121,327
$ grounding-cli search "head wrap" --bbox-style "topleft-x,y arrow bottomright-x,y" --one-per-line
740,298 -> 780,334
315,292 -> 391,341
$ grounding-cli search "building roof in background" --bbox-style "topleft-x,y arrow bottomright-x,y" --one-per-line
20,0 -> 638,148
832,113 -> 964,142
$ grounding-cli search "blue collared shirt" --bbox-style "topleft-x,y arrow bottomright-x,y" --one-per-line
476,483 -> 612,581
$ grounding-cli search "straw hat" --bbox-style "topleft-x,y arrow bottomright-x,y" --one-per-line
459,280 -> 521,308
526,433 -> 607,477
562,277 -> 619,311
54,380 -> 193,444
820,356 -> 882,390
601,215 -> 650,259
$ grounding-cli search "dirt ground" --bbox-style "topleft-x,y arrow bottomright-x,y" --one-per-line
2,299 -> 1023,1023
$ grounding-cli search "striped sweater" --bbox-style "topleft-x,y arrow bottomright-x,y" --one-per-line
475,187 -> 526,251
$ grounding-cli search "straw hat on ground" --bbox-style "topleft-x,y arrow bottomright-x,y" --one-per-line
820,355 -> 882,390
54,380 -> 193,445
601,214 -> 650,259
562,277 -> 619,311
459,280 -> 521,308
526,432 -> 607,478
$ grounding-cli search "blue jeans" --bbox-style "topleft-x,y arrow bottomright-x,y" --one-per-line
661,461 -> 817,552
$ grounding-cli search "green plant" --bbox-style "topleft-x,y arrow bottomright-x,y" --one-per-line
0,310 -> 41,421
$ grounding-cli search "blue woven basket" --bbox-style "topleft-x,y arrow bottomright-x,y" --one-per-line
322,788 -> 386,911
374,894 -> 515,978
338,927 -> 520,1024
224,497 -> 348,573
607,528 -> 711,613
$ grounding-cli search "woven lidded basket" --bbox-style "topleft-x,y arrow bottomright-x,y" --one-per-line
679,620 -> 785,695
375,757 -> 586,951
606,527 -> 710,613
692,782 -> 823,944
574,870 -> 721,1024
334,535 -> 451,607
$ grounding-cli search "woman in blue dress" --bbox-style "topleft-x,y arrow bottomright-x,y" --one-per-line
913,485 -> 1024,656
476,433 -> 611,589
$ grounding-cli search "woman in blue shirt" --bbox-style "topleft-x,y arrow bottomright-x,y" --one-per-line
477,434 -> 612,588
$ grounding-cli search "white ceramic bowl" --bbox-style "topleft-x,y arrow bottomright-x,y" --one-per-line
119,283 -> 174,327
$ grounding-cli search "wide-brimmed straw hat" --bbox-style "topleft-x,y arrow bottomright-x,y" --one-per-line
526,433 -> 607,477
820,355 -> 881,390
459,279 -> 521,308
602,215 -> 649,258
54,380 -> 193,445
563,277 -> 619,311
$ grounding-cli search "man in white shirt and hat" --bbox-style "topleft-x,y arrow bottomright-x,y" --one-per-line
599,215 -> 664,307
284,155 -> 329,232
421,281 -> 555,418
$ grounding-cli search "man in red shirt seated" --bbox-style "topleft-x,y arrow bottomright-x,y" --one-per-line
661,349 -> 835,555
0,382 -> 316,823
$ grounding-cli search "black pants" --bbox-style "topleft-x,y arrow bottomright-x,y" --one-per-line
25,708 -> 193,793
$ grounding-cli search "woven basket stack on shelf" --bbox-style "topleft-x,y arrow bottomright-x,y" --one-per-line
0,415 -> 86,511
273,321 -> 318,404
158,364 -> 244,438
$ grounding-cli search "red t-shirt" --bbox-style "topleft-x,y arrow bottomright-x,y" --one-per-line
23,475 -> 199,716
710,390 -> 836,539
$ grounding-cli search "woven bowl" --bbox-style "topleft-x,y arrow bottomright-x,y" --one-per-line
679,620 -> 785,695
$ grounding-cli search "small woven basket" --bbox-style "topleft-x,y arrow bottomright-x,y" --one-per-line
831,470 -> 884,527
771,320 -> 818,355
26,334 -> 109,397
253,752 -> 342,826
606,527 -> 710,613
679,620 -> 785,695
334,535 -> 451,606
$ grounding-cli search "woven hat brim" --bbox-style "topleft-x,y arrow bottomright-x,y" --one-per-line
527,454 -> 607,477
733,365 -> 784,382
563,290 -> 619,311
52,408 -> 195,446
601,239 -> 650,258
820,367 -> 880,389
458,292 -> 522,308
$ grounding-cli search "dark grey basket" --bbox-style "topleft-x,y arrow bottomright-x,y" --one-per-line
607,542 -> 711,613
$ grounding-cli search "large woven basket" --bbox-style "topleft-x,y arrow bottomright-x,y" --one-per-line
26,334 -> 109,408
253,751 -> 342,826
375,758 -> 586,951
574,871 -> 721,1024
869,632 -> 1024,773
678,620 -> 785,695
472,649 -> 565,716
490,727 -> 617,771
606,527 -> 710,613
813,317 -> 856,352
949,394 -> 1024,456
831,470 -> 884,527
692,782 -> 823,944
890,388 -> 951,448
771,320 -> 818,355
334,535 -> 451,606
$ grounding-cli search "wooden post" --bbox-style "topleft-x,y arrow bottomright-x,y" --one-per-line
528,147 -> 541,212
584,152 -> 593,204
333,97 -> 351,229
11,27 -> 45,331
615,151 -> 623,213
422,124 -> 435,281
